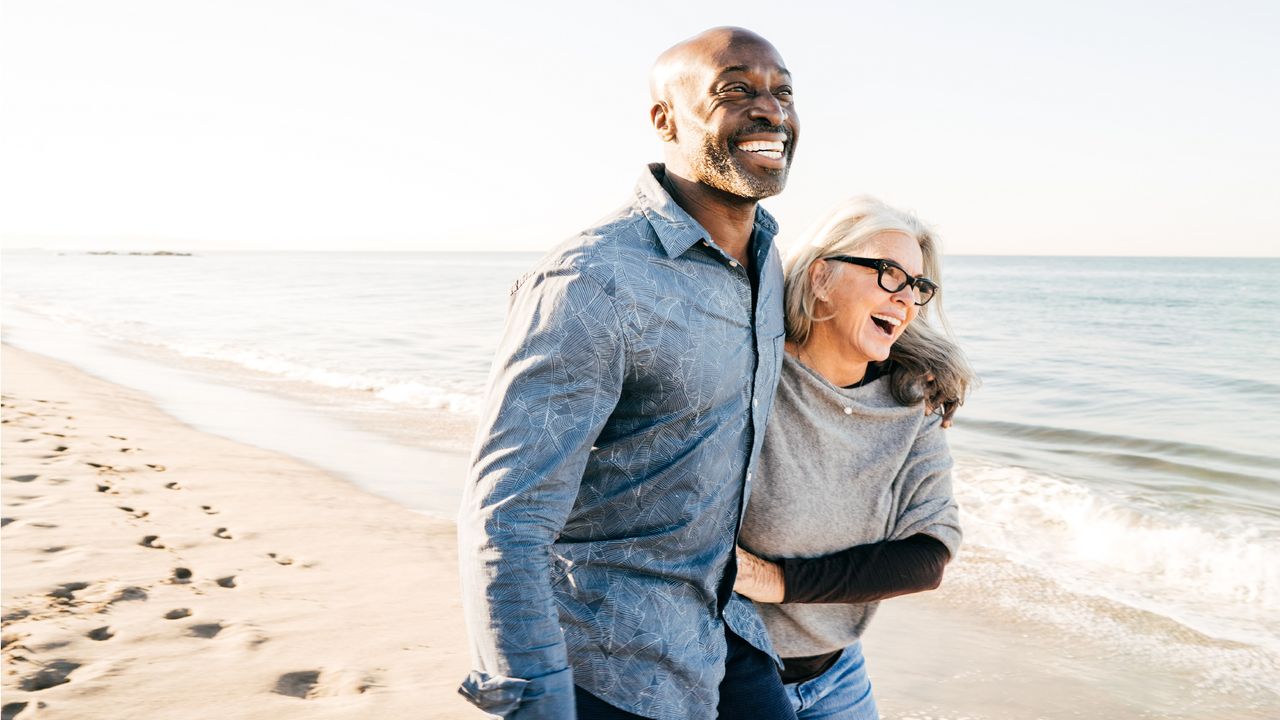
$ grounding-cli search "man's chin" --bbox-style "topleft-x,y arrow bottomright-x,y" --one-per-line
714,165 -> 789,201
735,170 -> 789,200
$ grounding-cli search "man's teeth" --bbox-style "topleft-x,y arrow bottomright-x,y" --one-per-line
871,314 -> 902,327
738,140 -> 784,159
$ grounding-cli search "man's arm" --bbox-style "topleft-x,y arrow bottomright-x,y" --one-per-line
457,264 -> 624,719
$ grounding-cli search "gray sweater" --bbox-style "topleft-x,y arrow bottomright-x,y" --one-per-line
738,353 -> 962,657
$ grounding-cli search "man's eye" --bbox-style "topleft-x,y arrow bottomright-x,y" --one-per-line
721,85 -> 751,95
775,87 -> 793,97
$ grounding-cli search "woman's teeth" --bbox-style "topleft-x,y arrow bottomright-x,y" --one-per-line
870,313 -> 901,335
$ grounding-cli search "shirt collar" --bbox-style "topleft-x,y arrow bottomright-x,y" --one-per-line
634,163 -> 780,259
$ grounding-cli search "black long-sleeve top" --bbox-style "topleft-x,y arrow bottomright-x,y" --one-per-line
776,533 -> 951,683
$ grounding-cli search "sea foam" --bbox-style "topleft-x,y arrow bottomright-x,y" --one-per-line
955,458 -> 1280,650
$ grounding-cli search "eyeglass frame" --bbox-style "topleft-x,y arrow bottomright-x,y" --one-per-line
823,255 -> 939,306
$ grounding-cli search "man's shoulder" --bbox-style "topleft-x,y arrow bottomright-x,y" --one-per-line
524,202 -> 660,285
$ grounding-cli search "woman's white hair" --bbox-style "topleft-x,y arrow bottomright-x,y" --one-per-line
782,195 -> 976,408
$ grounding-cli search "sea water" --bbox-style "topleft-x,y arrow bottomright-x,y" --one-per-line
4,250 -> 1278,708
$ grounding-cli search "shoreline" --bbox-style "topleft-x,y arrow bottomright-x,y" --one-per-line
1,344 -> 484,719
0,306 -> 473,519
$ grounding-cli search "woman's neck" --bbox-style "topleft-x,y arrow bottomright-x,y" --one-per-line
787,339 -> 870,388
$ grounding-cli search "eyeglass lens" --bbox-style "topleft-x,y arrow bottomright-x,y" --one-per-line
878,264 -> 935,305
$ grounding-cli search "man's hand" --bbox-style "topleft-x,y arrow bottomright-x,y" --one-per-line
733,546 -> 786,603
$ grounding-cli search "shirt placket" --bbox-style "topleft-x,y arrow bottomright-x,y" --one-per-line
698,234 -> 766,612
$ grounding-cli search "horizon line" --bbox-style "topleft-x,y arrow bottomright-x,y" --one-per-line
4,247 -> 1279,260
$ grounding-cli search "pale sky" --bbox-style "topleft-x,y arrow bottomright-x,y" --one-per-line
2,0 -> 1277,256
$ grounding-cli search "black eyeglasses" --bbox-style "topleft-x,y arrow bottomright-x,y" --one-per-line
824,255 -> 939,306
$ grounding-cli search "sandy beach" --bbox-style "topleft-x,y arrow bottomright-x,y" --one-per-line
1,345 -> 484,719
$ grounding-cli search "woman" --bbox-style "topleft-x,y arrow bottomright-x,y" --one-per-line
733,196 -> 975,719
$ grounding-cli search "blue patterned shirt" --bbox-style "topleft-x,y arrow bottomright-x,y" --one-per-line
457,164 -> 785,719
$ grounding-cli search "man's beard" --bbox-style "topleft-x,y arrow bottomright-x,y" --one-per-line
693,125 -> 792,200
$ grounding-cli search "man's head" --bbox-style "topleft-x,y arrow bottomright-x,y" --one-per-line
649,27 -> 799,201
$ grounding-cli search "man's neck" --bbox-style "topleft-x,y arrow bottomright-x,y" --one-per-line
661,171 -> 758,268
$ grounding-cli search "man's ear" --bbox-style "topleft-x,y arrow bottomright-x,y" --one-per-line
650,101 -> 677,142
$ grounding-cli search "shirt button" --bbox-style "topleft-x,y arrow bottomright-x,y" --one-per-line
843,407 -> 853,415
752,398 -> 759,408
729,260 -> 739,268
745,472 -> 753,483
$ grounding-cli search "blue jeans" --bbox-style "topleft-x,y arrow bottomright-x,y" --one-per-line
784,641 -> 878,720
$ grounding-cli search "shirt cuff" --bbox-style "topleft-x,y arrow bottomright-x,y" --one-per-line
457,666 -> 574,719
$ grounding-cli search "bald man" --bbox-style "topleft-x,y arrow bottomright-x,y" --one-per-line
458,28 -> 800,719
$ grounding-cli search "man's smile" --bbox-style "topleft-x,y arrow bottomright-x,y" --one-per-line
733,133 -> 789,169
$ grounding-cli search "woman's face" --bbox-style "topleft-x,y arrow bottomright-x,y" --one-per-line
812,230 -> 923,365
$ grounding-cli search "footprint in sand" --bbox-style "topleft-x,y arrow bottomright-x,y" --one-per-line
1,518 -> 14,528
213,528 -> 233,540
164,482 -> 181,490
95,481 -> 116,494
148,464 -> 167,472
171,568 -> 193,584
109,587 -> 147,605
2,609 -> 32,624
215,576 -> 237,589
49,582 -> 89,602
7,475 -> 39,483
272,670 -> 322,699
108,435 -> 127,440
116,506 -> 149,519
267,553 -> 294,566
200,505 -> 219,515
272,669 -> 371,699
163,608 -> 191,620
87,626 -> 114,641
2,702 -> 28,720
187,622 -> 223,639
139,535 -> 165,549
19,659 -> 80,691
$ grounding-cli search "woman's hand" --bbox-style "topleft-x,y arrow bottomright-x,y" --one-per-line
734,546 -> 786,603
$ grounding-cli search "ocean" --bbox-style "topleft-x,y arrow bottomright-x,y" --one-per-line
3,250 -> 1277,714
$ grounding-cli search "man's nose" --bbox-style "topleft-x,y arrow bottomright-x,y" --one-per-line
748,92 -> 787,126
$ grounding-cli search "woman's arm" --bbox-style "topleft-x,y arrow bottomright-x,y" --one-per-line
735,534 -> 951,604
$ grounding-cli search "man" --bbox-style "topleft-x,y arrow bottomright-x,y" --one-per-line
458,27 -> 799,720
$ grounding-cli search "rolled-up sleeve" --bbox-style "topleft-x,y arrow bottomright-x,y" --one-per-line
457,264 -> 624,719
